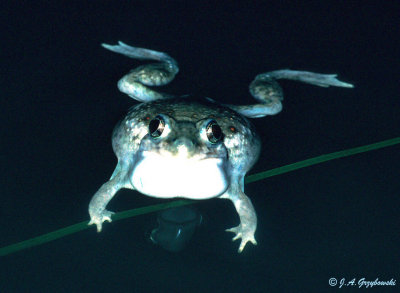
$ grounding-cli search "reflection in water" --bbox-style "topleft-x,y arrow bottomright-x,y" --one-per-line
150,206 -> 202,252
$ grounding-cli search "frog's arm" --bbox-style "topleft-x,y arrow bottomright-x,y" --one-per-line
102,41 -> 179,102
88,161 -> 133,232
220,178 -> 257,253
228,69 -> 354,118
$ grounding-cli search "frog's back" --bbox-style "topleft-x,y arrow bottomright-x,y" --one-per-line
126,97 -> 250,124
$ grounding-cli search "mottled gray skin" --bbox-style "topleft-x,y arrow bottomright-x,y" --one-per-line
88,41 -> 353,252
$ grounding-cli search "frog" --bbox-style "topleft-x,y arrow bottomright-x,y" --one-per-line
88,41 -> 353,252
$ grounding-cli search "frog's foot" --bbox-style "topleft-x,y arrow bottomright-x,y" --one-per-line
102,41 -> 178,69
259,69 -> 354,88
88,209 -> 115,232
226,224 -> 257,253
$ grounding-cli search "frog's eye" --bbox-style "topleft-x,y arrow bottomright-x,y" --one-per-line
149,115 -> 165,138
206,120 -> 223,144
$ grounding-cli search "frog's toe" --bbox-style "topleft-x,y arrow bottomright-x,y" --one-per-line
88,210 -> 115,232
226,226 -> 240,238
226,225 -> 257,253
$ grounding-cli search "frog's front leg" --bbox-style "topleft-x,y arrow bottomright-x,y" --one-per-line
102,41 -> 179,102
88,161 -> 132,232
220,180 -> 257,253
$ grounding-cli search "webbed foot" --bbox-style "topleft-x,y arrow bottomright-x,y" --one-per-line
258,69 -> 354,88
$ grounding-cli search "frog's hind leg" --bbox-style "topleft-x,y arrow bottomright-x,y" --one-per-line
102,41 -> 179,102
228,69 -> 354,118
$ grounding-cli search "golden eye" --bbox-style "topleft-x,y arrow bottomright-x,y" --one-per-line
149,115 -> 165,138
206,120 -> 223,144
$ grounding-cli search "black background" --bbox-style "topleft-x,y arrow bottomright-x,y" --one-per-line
1,1 -> 399,292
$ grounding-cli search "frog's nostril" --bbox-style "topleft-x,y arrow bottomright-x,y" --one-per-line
173,138 -> 194,149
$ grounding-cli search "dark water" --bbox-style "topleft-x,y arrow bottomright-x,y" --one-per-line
1,2 -> 399,292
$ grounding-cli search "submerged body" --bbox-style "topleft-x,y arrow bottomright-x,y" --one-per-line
88,41 -> 353,252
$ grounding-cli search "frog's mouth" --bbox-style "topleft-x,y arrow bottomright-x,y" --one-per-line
131,152 -> 229,199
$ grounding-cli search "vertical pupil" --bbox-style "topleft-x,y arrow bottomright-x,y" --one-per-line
207,121 -> 222,143
149,116 -> 164,137
212,124 -> 221,140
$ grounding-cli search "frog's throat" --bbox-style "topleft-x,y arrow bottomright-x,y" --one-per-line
131,155 -> 229,199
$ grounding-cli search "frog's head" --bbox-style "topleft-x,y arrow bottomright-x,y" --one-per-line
130,113 -> 230,199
